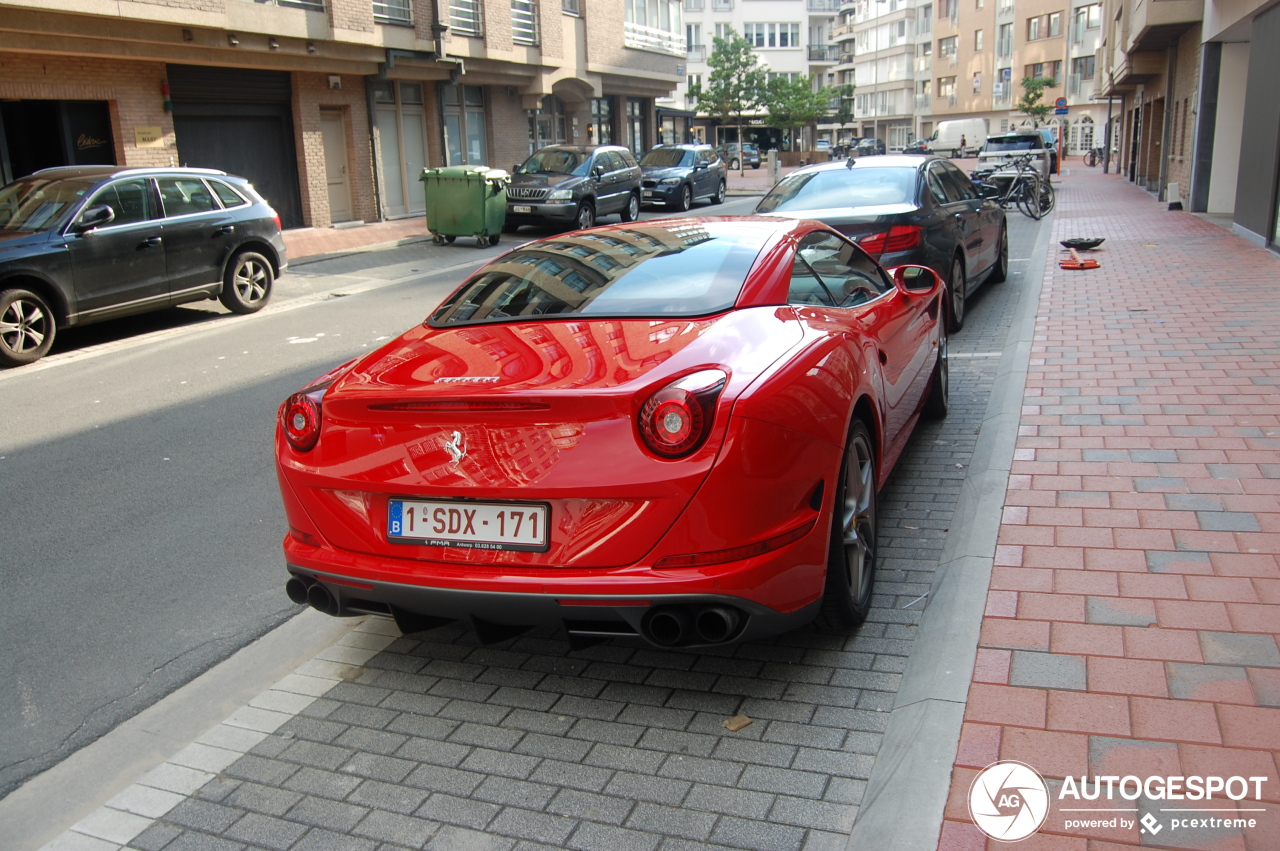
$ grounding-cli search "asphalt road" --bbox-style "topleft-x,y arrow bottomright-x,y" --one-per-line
0,196 -> 762,799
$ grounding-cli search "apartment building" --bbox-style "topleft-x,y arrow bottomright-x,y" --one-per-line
671,0 -> 841,149
1097,0 -> 1280,251
833,0 -> 918,150
0,0 -> 684,229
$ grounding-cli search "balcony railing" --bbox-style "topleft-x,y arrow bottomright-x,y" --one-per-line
625,22 -> 687,56
808,44 -> 840,61
512,0 -> 538,45
683,0 -> 703,10
914,93 -> 931,109
997,0 -> 1013,16
1068,73 -> 1081,95
687,44 -> 706,61
373,0 -> 411,23
712,0 -> 732,9
449,0 -> 482,36
993,92 -> 1011,108
996,35 -> 1012,56
948,93 -> 957,106
807,0 -> 840,10
915,56 -> 932,72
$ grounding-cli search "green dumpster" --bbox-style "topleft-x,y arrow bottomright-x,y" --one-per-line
420,165 -> 510,248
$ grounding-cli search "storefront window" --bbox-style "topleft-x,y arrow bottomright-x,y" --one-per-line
626,98 -> 649,155
527,95 -> 567,153
590,96 -> 616,146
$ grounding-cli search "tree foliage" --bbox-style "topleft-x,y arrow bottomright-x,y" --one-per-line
1017,76 -> 1056,127
686,27 -> 766,167
763,75 -> 838,150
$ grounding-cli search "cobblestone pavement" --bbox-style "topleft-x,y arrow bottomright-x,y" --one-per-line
46,211 -> 1046,851
939,170 -> 1280,850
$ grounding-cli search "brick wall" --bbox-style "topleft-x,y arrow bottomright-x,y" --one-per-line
489,85 -> 530,170
292,72 -> 378,227
330,0 -> 374,35
1165,24 -> 1201,202
584,0 -> 679,77
0,51 -> 176,169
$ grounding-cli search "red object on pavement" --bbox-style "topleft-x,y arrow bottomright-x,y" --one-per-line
1059,247 -> 1099,269
273,217 -> 949,648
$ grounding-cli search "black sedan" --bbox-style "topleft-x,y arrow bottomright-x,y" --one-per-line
639,145 -> 727,211
0,165 -> 287,367
756,155 -> 1007,330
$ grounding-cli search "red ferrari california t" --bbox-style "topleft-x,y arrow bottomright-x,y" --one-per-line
275,217 -> 949,648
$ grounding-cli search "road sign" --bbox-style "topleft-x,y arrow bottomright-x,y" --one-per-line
1054,97 -> 1068,108
1055,107 -> 1069,115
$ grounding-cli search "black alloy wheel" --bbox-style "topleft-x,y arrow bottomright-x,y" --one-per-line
819,419 -> 878,628
0,288 -> 56,367
711,180 -> 726,204
989,224 -> 1009,283
948,256 -> 967,332
575,202 -> 595,231
621,192 -> 640,223
923,319 -> 950,419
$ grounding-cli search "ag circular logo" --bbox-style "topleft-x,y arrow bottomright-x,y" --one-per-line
968,760 -> 1050,841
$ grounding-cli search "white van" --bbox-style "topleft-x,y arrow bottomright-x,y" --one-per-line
926,118 -> 989,157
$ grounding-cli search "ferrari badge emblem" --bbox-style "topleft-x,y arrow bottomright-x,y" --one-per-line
443,430 -> 467,465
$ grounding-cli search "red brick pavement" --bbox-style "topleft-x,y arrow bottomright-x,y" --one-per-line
939,170 -> 1280,850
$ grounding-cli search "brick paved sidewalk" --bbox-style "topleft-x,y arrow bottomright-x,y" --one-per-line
939,171 -> 1280,849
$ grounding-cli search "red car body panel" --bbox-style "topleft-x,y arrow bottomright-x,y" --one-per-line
274,217 -> 946,646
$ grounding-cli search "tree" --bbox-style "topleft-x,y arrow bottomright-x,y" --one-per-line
686,27 -> 766,172
1017,76 -> 1056,127
763,75 -> 838,152
831,84 -> 855,149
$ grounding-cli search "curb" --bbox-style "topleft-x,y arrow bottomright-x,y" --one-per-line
845,212 -> 1056,850
286,235 -> 435,267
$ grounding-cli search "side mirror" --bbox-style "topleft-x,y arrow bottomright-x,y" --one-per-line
74,204 -> 115,232
513,164 -> 520,173
889,264 -> 940,294
593,166 -> 605,179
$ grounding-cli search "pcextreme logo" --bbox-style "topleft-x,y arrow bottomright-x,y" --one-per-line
969,761 -> 1051,841
968,761 -> 1272,842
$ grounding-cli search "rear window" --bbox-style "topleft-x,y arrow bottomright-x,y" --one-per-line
756,167 -> 917,212
429,222 -> 772,325
984,136 -> 1041,152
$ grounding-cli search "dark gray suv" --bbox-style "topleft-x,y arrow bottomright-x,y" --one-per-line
505,145 -> 642,232
0,165 -> 287,367
639,144 -> 727,211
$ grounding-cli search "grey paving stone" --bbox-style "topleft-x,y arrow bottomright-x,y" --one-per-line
282,766 -> 364,800
280,739 -> 355,771
437,700 -> 512,726
828,669 -> 903,692
736,699 -> 816,724
769,795 -> 857,832
615,704 -> 695,730
566,822 -> 661,851
598,682 -> 672,707
416,792 -> 501,830
711,737 -> 797,768
129,822 -> 183,851
546,788 -> 635,825
567,718 -> 646,747
195,776 -> 242,803
792,748 -> 875,779
279,716 -> 349,744
488,687 -> 560,712
658,753 -> 744,785
249,734 -> 295,759
380,693 -> 450,717
157,833 -> 247,851
514,732 -> 592,762
824,776 -> 867,805
285,795 -> 370,832
1087,597 -> 1157,626
402,764 -> 487,796
425,825 -> 515,851
335,727 -> 411,756
292,828 -> 379,851
459,747 -> 542,780
340,752 -> 418,783
584,742 -> 666,774
803,829 -> 856,851
349,779 -> 432,814
604,773 -> 691,807
710,816 -> 805,851
625,802 -> 716,841
328,682 -> 394,707
534,674 -> 605,699
394,737 -> 471,767
1200,631 -> 1280,667
712,676 -> 789,701
782,683 -> 864,708
499,709 -> 574,737
224,754 -> 300,786
761,721 -> 847,750
222,781 -> 302,816
1009,651 -> 1087,690
421,660 -> 487,681
581,662 -> 650,685
429,679 -> 500,702
225,811 -> 308,850
486,807 -> 576,845
473,775 -> 558,810
353,808 -> 438,846
1197,511 -> 1261,532
682,783 -> 773,819
328,703 -> 399,729
662,689 -> 742,715
164,798 -> 244,833
528,759 -> 614,793
448,722 -> 525,751
636,728 -> 718,758
387,714 -> 458,741
477,668 -> 545,690
739,765 -> 829,799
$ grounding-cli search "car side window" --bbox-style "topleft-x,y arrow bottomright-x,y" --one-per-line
208,180 -> 248,209
788,254 -> 836,307
616,149 -> 638,169
86,178 -> 158,227
796,231 -> 891,307
926,165 -> 951,205
158,177 -> 218,217
939,162 -> 978,201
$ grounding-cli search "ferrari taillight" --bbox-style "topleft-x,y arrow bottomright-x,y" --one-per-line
859,225 -> 923,257
639,369 -> 728,459
282,392 -> 323,452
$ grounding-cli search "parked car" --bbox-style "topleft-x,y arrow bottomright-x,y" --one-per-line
639,144 -> 727,211
755,154 -> 1007,331
1036,127 -> 1060,174
715,143 -> 762,170
0,165 -> 287,367
275,217 -> 949,647
505,145 -> 642,232
855,138 -> 887,156
976,133 -> 1052,180
902,139 -> 930,154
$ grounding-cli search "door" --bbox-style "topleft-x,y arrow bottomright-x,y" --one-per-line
66,178 -> 168,317
595,151 -> 624,214
320,112 -> 352,223
927,163 -> 983,275
694,148 -> 716,199
940,161 -> 998,274
155,176 -> 236,296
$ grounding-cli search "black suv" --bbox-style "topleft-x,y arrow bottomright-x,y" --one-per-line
639,145 -> 728,211
0,166 -> 287,367
505,145 -> 642,232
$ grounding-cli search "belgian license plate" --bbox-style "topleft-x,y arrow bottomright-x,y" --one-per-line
387,499 -> 549,552
511,205 -> 533,214
644,190 -> 656,198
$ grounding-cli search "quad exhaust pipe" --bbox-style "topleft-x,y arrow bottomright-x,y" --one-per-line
642,604 -> 742,647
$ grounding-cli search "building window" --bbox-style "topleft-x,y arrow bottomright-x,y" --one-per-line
373,80 -> 430,217
1085,3 -> 1101,27
1071,55 -> 1095,81
1024,61 -> 1062,85
590,96 -> 616,145
625,0 -> 685,56
1027,13 -> 1061,40
528,95 -> 567,153
937,76 -> 955,97
997,22 -> 1012,56
744,23 -> 801,48
372,0 -> 410,23
626,98 -> 649,156
714,22 -> 731,40
1027,16 -> 1041,40
449,0 -> 482,37
1049,12 -> 1061,36
441,84 -> 487,165
938,35 -> 957,57
562,0 -> 580,13
972,72 -> 982,91
512,0 -> 538,45
974,29 -> 983,50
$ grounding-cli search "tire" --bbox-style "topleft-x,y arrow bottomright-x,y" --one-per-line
219,250 -> 274,315
819,419 -> 878,628
444,235 -> 456,244
711,180 -> 726,205
751,163 -> 760,169
1037,179 -> 1056,215
988,222 -> 1009,284
1085,150 -> 1098,167
620,191 -> 640,223
432,233 -> 444,245
574,201 -> 595,231
0,287 -> 56,367
947,256 -> 966,332
1017,177 -> 1043,220
676,184 -> 692,213
923,318 -> 949,420
729,158 -> 740,170
488,234 -> 501,246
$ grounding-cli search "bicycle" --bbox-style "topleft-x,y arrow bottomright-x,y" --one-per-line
970,153 -> 1055,220
1084,146 -> 1106,167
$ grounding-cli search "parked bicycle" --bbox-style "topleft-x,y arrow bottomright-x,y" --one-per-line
1084,146 -> 1108,167
970,153 -> 1055,220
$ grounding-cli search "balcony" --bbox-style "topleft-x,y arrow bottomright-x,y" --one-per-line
625,22 -> 687,56
1126,0 -> 1203,52
808,0 -> 840,10
993,92 -> 1011,108
808,44 -> 840,61
1067,73 -> 1081,95
512,0 -> 538,45
914,93 -> 931,109
712,0 -> 733,10
683,0 -> 703,10
997,0 -> 1013,17
687,44 -> 706,60
915,55 -> 932,72
996,35 -> 1012,56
